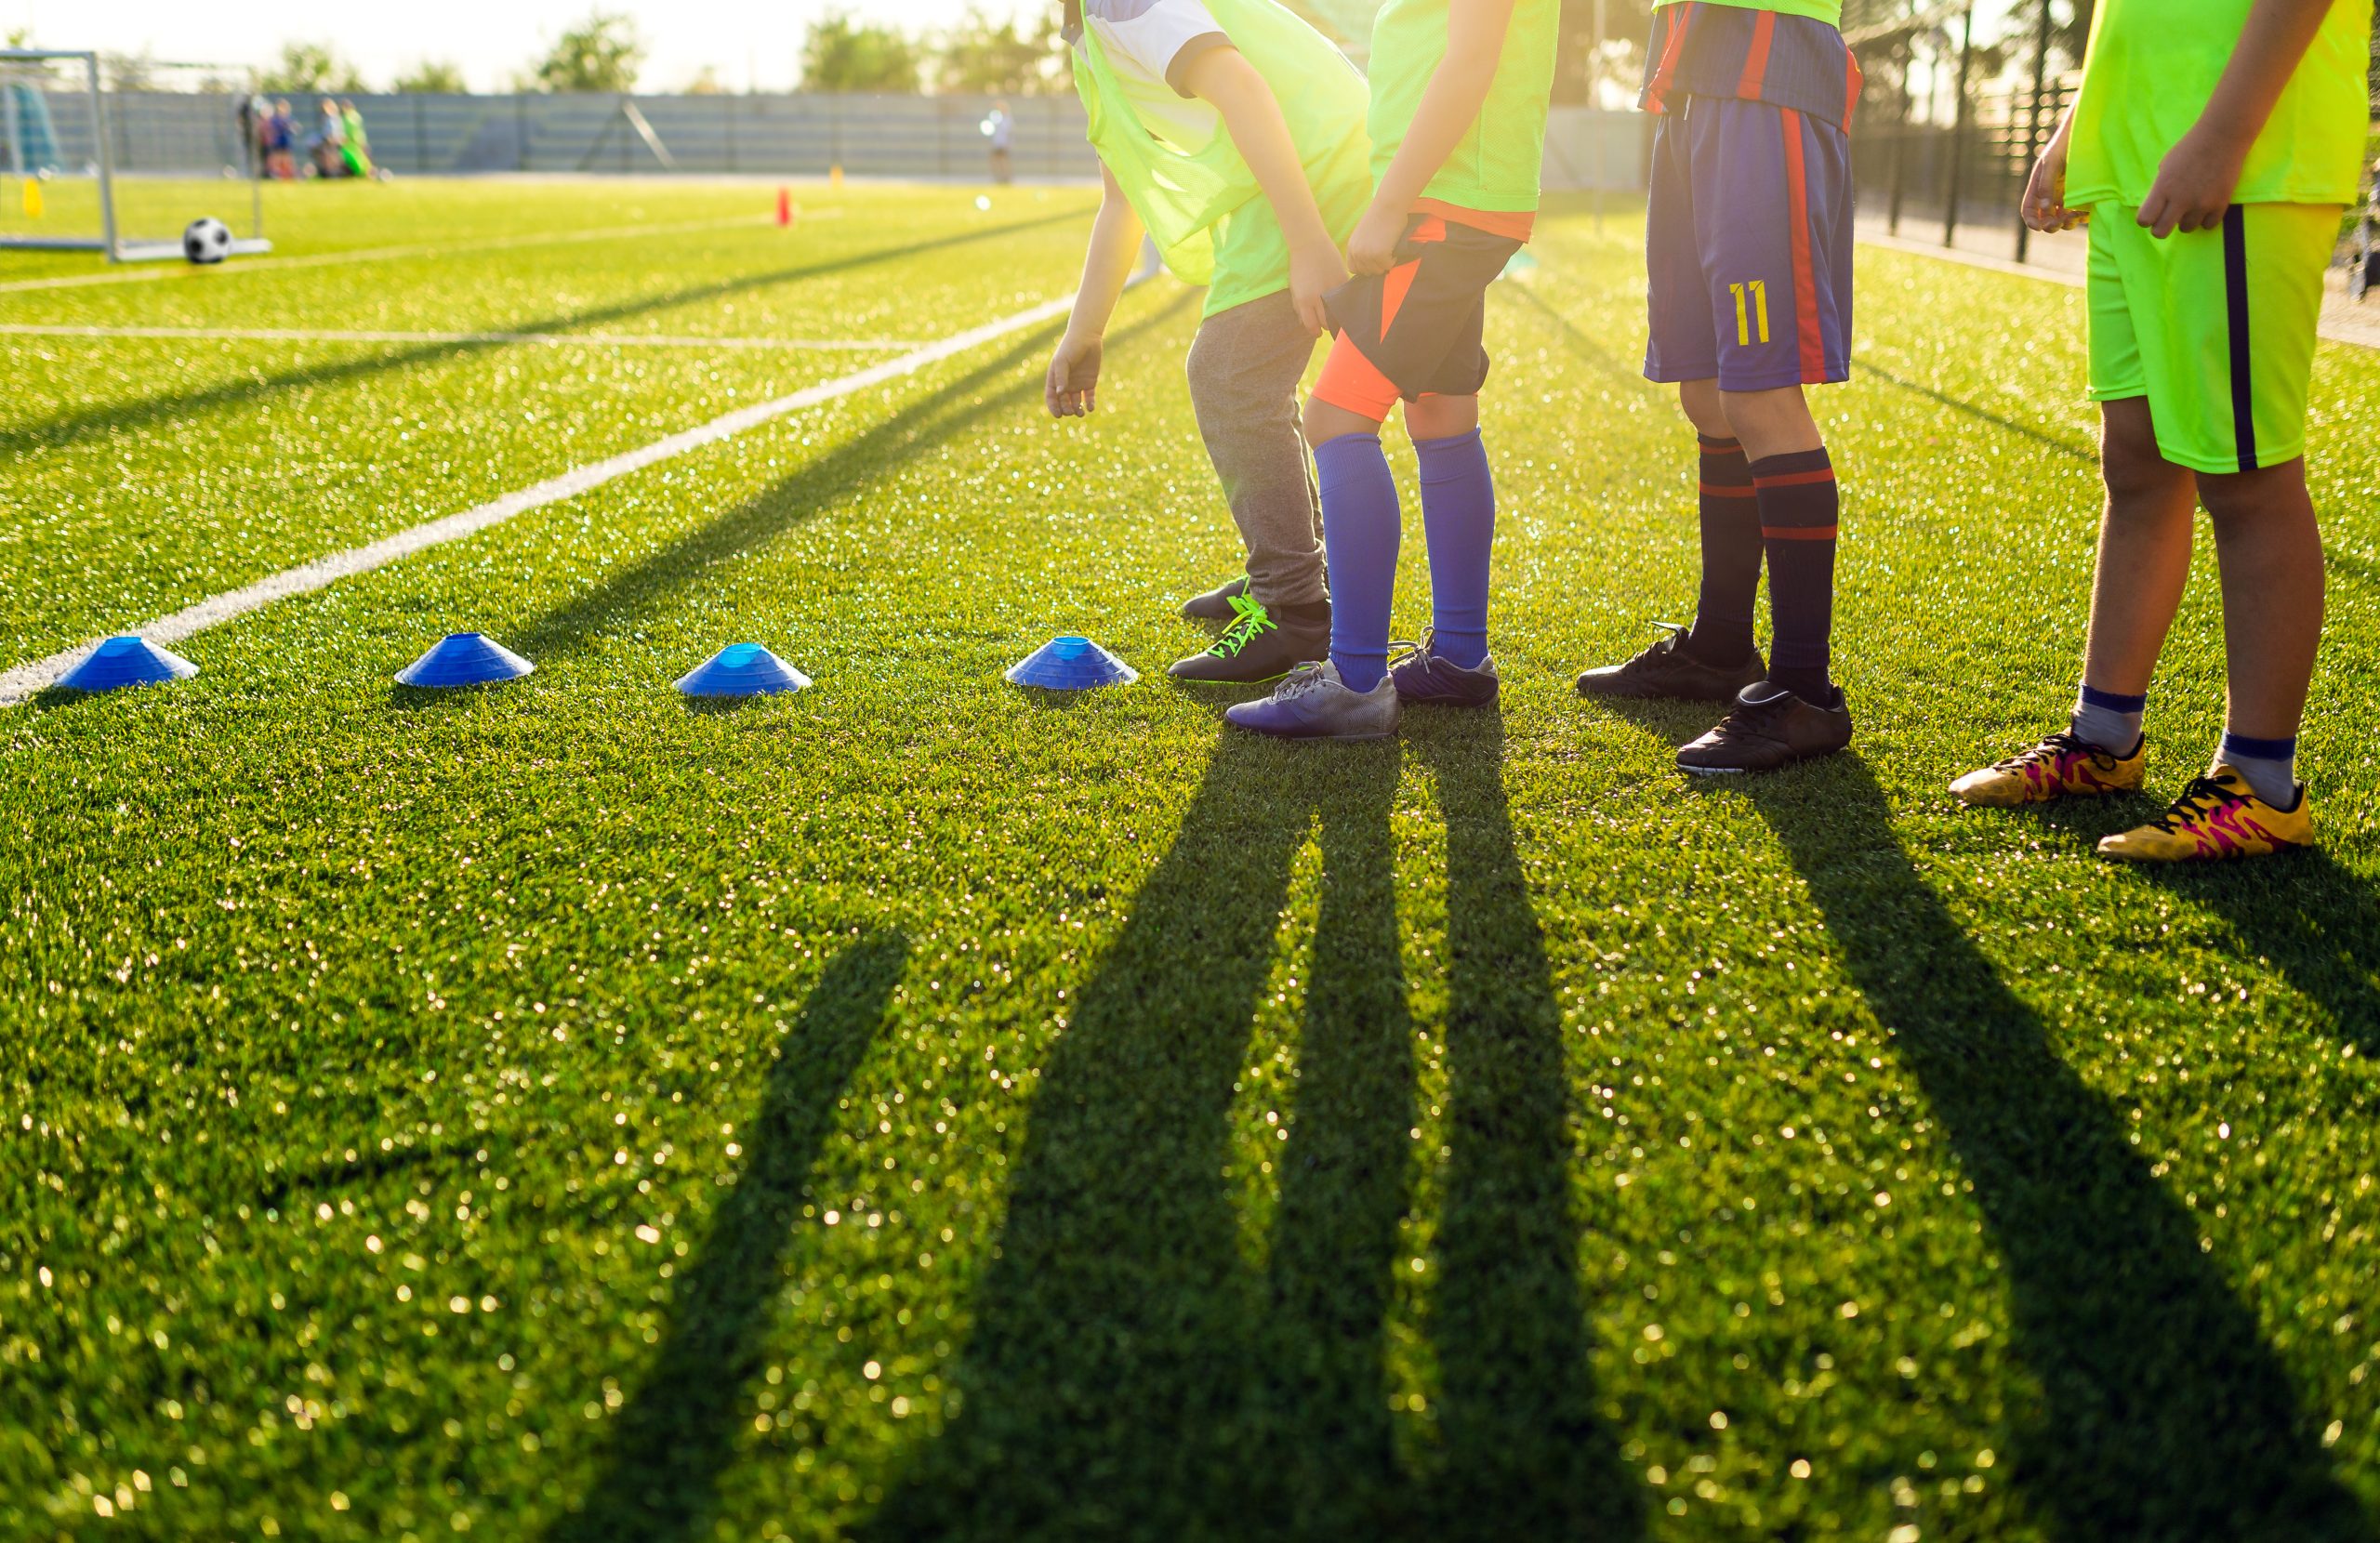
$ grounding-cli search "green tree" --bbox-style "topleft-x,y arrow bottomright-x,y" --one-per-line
5,27 -> 33,48
531,12 -> 645,94
261,42 -> 367,95
935,7 -> 1064,95
391,59 -> 468,94
800,12 -> 926,93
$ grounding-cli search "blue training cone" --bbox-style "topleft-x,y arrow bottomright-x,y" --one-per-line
1006,635 -> 1138,690
57,635 -> 199,693
396,632 -> 535,689
675,643 -> 811,698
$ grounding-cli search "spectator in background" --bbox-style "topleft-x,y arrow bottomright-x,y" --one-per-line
267,100 -> 297,180
338,99 -> 373,178
986,99 -> 1014,185
312,96 -> 347,177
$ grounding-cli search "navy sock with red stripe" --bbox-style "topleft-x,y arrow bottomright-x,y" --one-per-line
1685,434 -> 1763,667
1753,446 -> 1838,702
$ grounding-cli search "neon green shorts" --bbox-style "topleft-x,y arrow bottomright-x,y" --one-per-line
2086,202 -> 2340,475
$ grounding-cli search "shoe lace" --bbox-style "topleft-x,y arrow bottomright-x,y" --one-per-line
1385,630 -> 1431,668
1998,730 -> 2097,772
2143,775 -> 2239,835
1210,596 -> 1276,658
1273,661 -> 1331,700
1714,692 -> 1793,738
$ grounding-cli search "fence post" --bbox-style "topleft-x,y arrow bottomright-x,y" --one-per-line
725,94 -> 736,174
1941,3 -> 1975,249
515,93 -> 529,172
2015,0 -> 2055,262
1887,37 -> 1915,235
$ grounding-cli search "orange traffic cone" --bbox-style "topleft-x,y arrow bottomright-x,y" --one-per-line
776,187 -> 794,227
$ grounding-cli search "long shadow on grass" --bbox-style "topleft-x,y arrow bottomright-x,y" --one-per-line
553,931 -> 910,1543
866,719 -> 1640,1540
862,731 -> 1408,1538
2,208 -> 1081,458
1705,757 -> 2371,1541
502,289 -> 1197,664
1409,711 -> 1645,1541
2133,854 -> 2380,1057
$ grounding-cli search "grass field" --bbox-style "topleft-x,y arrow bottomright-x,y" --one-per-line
3,178 -> 2377,1543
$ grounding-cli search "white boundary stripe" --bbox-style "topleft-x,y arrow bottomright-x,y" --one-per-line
0,213 -> 823,296
0,323 -> 923,352
0,290 -> 1077,707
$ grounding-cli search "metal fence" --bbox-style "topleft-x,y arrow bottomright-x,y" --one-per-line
27,87 -> 1649,191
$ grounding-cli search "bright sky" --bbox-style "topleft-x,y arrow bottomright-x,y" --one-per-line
6,0 -> 1043,93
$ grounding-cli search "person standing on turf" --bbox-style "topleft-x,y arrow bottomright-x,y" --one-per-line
1950,0 -> 2370,862
1046,0 -> 1370,686
1226,0 -> 1559,741
1571,0 -> 1860,775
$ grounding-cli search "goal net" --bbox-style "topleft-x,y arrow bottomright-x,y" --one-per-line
0,50 -> 271,262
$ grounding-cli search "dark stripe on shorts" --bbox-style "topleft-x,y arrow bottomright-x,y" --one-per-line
2223,204 -> 2256,474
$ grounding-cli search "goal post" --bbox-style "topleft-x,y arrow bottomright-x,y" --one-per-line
0,48 -> 271,263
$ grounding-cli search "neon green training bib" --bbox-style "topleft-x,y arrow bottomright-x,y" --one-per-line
2068,0 -> 2373,208
1365,0 -> 1562,215
1072,0 -> 1372,316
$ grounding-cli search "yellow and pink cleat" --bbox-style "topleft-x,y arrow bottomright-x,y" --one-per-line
1950,731 -> 2146,808
2096,767 -> 2312,863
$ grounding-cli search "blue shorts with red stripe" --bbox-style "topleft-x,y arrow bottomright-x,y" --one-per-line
1644,92 -> 1854,392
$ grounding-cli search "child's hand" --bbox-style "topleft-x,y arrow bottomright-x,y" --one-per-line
2022,136 -> 2086,233
2137,126 -> 2247,238
1346,204 -> 1408,276
1289,240 -> 1348,336
1046,332 -> 1104,418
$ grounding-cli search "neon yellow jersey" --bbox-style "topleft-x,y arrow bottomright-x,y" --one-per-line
1366,0 -> 1562,214
1653,0 -> 1843,23
1072,0 -> 1373,315
2068,0 -> 2373,208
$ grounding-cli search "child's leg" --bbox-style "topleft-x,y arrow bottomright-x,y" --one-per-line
2198,457 -> 2325,801
1718,385 -> 1834,703
1677,378 -> 1764,667
1185,295 -> 1330,617
1305,394 -> 1401,693
2071,398 -> 2197,751
1407,392 -> 1493,667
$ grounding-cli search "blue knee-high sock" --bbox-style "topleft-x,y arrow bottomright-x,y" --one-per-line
1415,427 -> 1495,668
1316,433 -> 1400,693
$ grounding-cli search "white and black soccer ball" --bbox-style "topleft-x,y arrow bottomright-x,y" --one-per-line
183,218 -> 234,266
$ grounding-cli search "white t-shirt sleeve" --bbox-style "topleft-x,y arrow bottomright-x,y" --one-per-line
1085,0 -> 1233,97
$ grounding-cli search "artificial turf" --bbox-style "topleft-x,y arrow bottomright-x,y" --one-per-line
1,180 -> 2376,1542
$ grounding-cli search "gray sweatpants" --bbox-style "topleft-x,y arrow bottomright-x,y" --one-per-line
1185,290 -> 1328,609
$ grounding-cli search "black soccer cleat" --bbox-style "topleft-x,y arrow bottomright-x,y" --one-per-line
1169,597 -> 1330,685
1181,574 -> 1254,623
1676,682 -> 1855,775
1576,624 -> 1766,703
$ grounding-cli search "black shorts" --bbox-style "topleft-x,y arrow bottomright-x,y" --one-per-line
1316,214 -> 1523,417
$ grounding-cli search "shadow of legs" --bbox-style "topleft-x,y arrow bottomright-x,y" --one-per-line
1260,743 -> 1418,1536
1416,714 -> 1646,1543
1732,760 -> 2368,1540
863,732 -> 1318,1540
554,931 -> 912,1543
2133,852 -> 2380,1058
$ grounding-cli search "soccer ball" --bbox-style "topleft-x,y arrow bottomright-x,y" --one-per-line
183,218 -> 233,266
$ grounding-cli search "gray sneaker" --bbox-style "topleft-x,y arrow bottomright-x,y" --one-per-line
1223,660 -> 1401,742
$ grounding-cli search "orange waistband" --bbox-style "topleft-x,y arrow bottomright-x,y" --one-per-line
1414,198 -> 1535,243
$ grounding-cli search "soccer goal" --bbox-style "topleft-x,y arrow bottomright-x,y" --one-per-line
0,50 -> 271,262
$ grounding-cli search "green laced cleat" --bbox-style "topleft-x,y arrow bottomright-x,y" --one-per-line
1168,595 -> 1330,685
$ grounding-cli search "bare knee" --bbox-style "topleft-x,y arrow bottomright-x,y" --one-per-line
1405,393 -> 1478,442
2098,399 -> 2185,508
2196,459 -> 2311,525
1678,378 -> 1730,441
1302,396 -> 1379,449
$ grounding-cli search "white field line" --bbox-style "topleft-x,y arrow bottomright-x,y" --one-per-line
0,323 -> 922,352
0,289 -> 1076,707
0,211 -> 841,296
